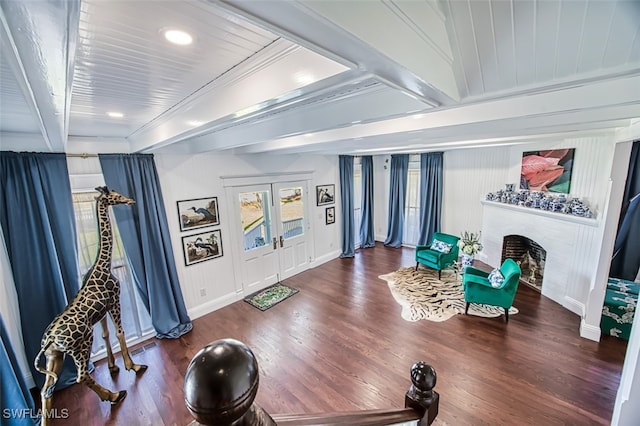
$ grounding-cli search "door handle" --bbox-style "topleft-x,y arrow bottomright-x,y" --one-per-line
279,235 -> 284,248
273,237 -> 277,249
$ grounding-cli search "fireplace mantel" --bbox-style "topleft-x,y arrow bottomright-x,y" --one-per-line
481,200 -> 600,317
480,200 -> 598,227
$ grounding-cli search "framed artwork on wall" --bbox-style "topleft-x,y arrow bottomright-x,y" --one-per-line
520,148 -> 575,193
177,196 -> 219,231
316,184 -> 335,206
325,206 -> 335,225
182,229 -> 223,266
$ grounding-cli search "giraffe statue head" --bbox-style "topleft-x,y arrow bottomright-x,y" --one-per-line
95,186 -> 135,206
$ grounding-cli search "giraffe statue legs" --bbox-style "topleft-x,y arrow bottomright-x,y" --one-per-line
38,343 -> 126,426
100,316 -> 120,374
39,346 -> 63,426
108,308 -> 148,373
69,347 -> 127,405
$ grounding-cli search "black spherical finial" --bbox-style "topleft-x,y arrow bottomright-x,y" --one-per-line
410,362 -> 437,395
184,338 -> 259,425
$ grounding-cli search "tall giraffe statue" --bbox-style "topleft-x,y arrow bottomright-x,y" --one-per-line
34,186 -> 147,424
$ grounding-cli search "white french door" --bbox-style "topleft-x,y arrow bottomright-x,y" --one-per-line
232,180 -> 310,293
273,181 -> 309,280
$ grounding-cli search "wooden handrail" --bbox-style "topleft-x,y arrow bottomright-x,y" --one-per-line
272,408 -> 420,425
184,339 -> 438,426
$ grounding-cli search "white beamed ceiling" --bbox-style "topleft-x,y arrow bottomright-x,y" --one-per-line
0,0 -> 639,155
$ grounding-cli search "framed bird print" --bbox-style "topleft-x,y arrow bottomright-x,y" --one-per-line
316,184 -> 335,206
182,229 -> 223,266
177,196 -> 220,231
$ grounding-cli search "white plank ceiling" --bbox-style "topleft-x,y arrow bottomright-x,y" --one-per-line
0,0 -> 639,155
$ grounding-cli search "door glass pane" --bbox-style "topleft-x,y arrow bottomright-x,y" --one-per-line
240,191 -> 272,251
404,157 -> 421,246
354,161 -> 362,247
280,187 -> 304,239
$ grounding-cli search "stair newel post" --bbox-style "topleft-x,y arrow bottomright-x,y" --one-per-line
405,361 -> 439,426
184,338 -> 276,426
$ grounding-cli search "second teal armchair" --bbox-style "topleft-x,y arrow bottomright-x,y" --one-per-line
415,232 -> 460,279
463,258 -> 522,322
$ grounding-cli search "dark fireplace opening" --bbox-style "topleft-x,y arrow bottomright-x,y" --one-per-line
501,235 -> 546,292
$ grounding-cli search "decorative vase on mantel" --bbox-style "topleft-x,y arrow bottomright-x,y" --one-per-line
461,253 -> 474,269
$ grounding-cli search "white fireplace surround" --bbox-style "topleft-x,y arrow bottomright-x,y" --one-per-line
480,201 -> 598,315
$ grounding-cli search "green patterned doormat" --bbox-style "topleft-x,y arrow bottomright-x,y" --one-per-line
244,283 -> 299,311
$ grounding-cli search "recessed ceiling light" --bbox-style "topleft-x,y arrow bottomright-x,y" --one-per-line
163,29 -> 193,46
107,111 -> 123,118
188,120 -> 204,126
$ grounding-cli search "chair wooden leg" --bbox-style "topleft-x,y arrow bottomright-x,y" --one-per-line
415,263 -> 419,271
504,307 -> 509,322
438,270 -> 442,280
465,302 -> 470,315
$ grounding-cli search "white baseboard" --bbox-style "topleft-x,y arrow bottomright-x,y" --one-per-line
564,296 -> 586,317
188,292 -> 243,320
310,249 -> 341,268
90,332 -> 156,363
580,319 -> 602,342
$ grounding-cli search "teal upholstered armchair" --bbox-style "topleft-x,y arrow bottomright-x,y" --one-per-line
463,258 -> 522,322
415,232 -> 460,279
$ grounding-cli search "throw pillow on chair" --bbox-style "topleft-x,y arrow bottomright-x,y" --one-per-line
430,239 -> 453,253
488,268 -> 505,288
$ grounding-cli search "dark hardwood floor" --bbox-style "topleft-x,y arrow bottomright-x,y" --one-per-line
47,243 -> 628,425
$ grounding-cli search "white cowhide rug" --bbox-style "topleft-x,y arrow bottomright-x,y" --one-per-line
380,267 -> 518,322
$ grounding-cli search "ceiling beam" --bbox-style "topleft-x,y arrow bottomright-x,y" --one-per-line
0,0 -> 80,152
230,74 -> 640,155
215,0 -> 456,107
130,40 -> 350,153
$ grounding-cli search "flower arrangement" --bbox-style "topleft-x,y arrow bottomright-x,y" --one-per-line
458,231 -> 483,255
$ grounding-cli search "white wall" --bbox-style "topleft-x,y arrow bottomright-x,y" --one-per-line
153,152 -> 340,318
442,147 -> 511,238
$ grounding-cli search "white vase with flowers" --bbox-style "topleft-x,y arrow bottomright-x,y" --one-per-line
458,231 -> 483,269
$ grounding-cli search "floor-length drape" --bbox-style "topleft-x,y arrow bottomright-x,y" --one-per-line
359,156 -> 376,248
1,315 -> 37,425
417,152 -> 443,246
0,224 -> 31,387
384,154 -> 409,248
339,155 -> 355,257
99,154 -> 192,338
0,152 -> 80,390
611,141 -> 640,280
